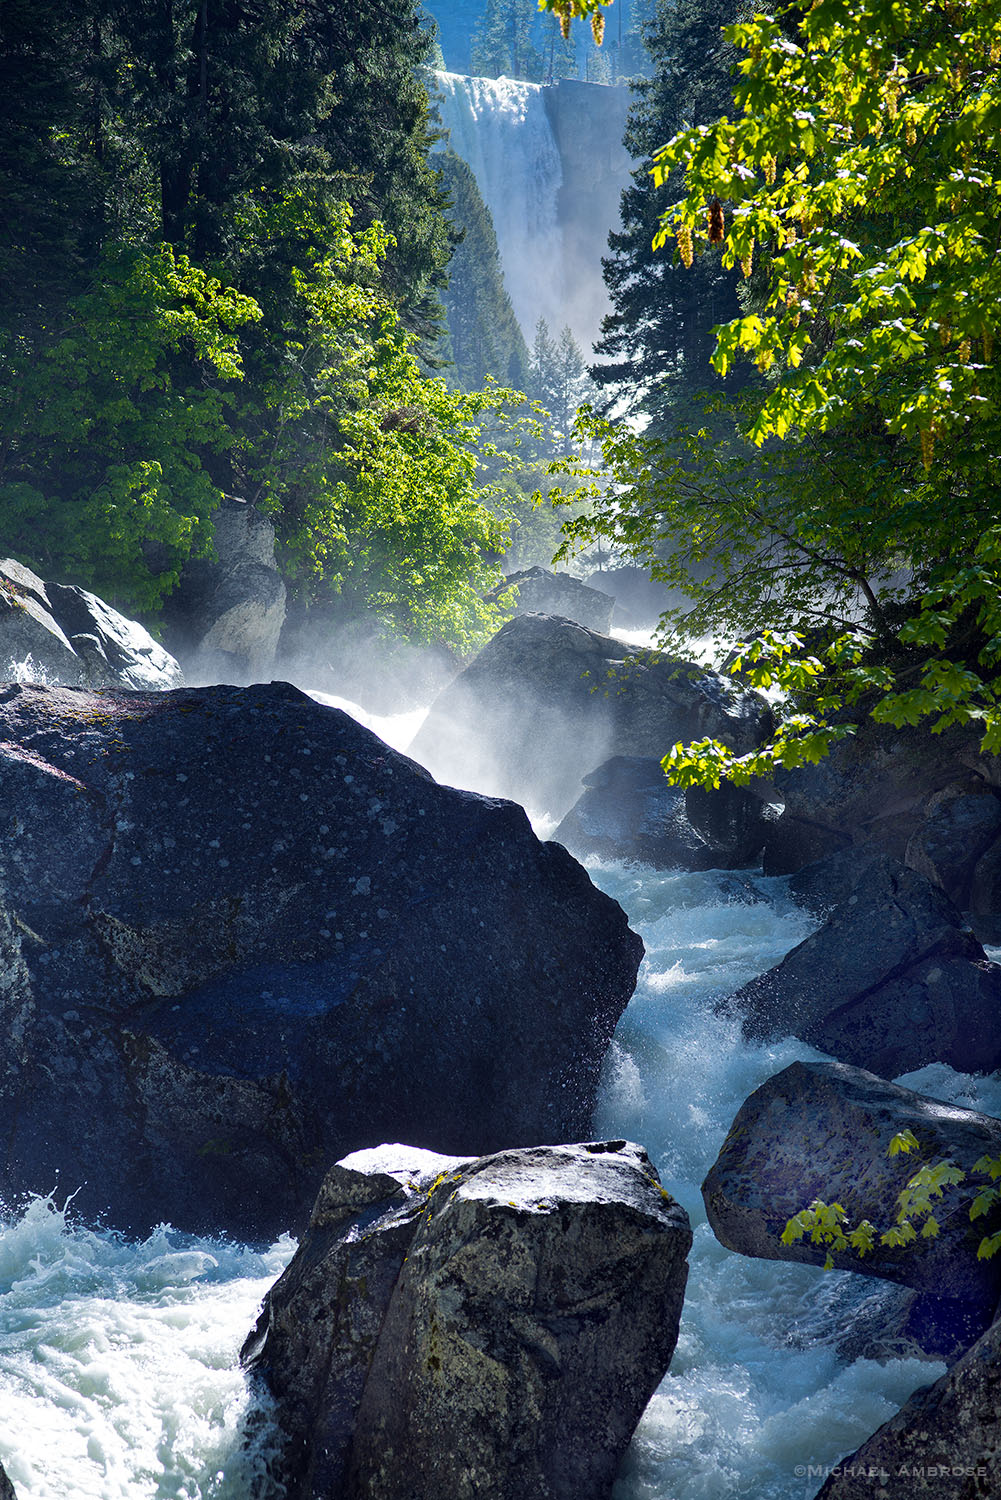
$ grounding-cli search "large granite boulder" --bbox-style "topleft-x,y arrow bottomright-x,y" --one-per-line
410,613 -> 771,817
816,1313 -> 1001,1499
488,567 -> 615,634
160,497 -> 286,681
0,559 -> 182,690
554,756 -> 769,870
0,681 -> 642,1239
730,858 -> 1001,1077
702,1060 -> 1001,1314
243,1139 -> 692,1500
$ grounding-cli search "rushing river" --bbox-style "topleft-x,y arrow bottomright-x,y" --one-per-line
1,697 -> 999,1498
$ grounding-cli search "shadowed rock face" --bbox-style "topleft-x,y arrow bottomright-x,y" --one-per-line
243,1140 -> 692,1500
554,756 -> 770,871
159,498 -> 287,683
815,1313 -> 1001,1500
410,613 -> 771,819
0,681 -> 642,1239
487,568 -> 615,635
731,858 -> 1001,1078
702,1060 -> 1001,1312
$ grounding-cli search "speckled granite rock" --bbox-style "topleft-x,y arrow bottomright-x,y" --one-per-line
731,859 -> 1001,1077
0,681 -> 641,1239
703,1060 -> 1001,1311
554,756 -> 768,870
243,1140 -> 692,1500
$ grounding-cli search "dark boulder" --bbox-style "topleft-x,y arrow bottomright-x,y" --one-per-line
0,1460 -> 15,1500
410,612 -> 771,817
731,858 -> 1001,1077
554,756 -> 769,870
904,786 -> 1001,908
762,718 -> 1001,922
487,567 -> 615,634
0,681 -> 642,1239
786,848 -> 881,917
160,497 -> 286,682
816,1313 -> 1001,1499
243,1139 -> 692,1500
702,1060 -> 1001,1312
0,559 -> 182,691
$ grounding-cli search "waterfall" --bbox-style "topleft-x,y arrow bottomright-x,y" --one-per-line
433,70 -> 565,342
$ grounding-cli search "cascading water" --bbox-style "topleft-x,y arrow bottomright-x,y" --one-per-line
433,70 -> 565,338
1,694 -> 998,1497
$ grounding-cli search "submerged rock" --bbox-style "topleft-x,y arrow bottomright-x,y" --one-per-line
731,858 -> 1001,1077
702,1060 -> 1001,1313
243,1139 -> 692,1500
0,559 -> 182,690
411,612 -> 770,817
554,755 -> 768,870
0,681 -> 641,1239
817,1313 -> 1001,1499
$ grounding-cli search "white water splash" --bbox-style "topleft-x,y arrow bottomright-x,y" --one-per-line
0,1198 -> 293,1499
585,861 -> 952,1500
307,690 -> 429,755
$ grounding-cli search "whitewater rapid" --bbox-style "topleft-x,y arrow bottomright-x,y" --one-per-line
1,696 -> 999,1497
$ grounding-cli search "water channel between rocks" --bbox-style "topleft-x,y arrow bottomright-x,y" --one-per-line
0,697 -> 999,1499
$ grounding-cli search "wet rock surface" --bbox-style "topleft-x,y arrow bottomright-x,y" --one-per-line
411,612 -> 771,818
703,1060 -> 1001,1311
762,720 -> 1001,928
732,858 -> 1001,1077
0,681 -> 642,1239
244,1139 -> 692,1500
554,755 -> 768,870
816,1313 -> 1001,1499
0,559 -> 182,691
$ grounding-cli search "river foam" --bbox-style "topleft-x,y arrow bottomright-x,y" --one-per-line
0,1199 -> 292,1498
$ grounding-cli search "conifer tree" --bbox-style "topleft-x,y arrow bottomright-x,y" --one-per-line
437,151 -> 530,390
593,0 -> 742,423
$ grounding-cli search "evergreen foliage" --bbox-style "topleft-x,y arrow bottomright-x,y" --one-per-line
0,0 -> 530,646
592,0 -> 742,422
436,151 -> 530,391
529,319 -> 598,452
471,0 -> 545,79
